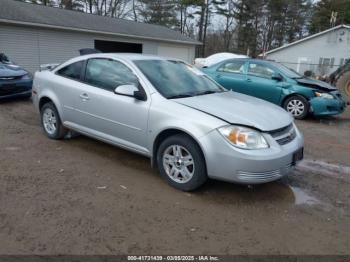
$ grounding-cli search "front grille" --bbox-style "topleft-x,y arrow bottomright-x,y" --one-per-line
0,85 -> 29,96
269,124 -> 293,138
327,106 -> 338,111
276,130 -> 296,145
268,124 -> 296,145
0,75 -> 22,80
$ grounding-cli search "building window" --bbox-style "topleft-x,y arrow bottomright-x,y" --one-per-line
340,58 -> 350,67
319,57 -> 335,68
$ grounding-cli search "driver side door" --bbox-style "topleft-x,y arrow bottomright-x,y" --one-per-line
73,58 -> 151,154
245,62 -> 283,104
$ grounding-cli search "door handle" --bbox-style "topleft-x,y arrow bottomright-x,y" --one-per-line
216,74 -> 222,79
246,78 -> 252,82
79,93 -> 90,101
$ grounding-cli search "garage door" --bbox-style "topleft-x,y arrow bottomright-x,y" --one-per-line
95,40 -> 142,53
157,44 -> 190,62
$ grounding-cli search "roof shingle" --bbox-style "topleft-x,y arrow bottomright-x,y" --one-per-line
0,0 -> 200,45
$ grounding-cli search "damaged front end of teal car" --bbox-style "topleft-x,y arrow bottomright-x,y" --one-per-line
293,78 -> 346,117
201,58 -> 347,119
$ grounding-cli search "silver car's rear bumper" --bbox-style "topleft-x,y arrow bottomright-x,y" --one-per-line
199,125 -> 304,184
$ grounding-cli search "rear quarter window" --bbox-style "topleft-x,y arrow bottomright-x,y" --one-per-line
56,61 -> 84,80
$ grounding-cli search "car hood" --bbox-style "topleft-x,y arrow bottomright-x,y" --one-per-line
0,63 -> 27,78
296,77 -> 337,92
174,91 -> 293,131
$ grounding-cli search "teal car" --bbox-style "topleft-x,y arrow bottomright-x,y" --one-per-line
202,58 -> 346,119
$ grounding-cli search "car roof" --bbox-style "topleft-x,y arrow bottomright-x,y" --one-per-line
54,53 -> 185,72
223,58 -> 274,63
209,58 -> 278,68
78,53 -> 177,62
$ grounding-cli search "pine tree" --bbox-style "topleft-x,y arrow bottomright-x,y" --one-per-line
213,0 -> 236,51
138,0 -> 178,28
309,0 -> 350,33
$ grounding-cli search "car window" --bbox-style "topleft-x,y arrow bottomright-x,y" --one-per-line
248,63 -> 275,79
218,60 -> 245,74
56,61 -> 84,80
84,58 -> 138,92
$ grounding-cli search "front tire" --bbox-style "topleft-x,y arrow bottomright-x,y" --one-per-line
40,102 -> 67,139
283,95 -> 309,120
157,134 -> 207,191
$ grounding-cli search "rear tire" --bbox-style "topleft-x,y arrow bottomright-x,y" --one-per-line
335,71 -> 350,104
283,95 -> 309,120
156,134 -> 207,191
40,102 -> 67,139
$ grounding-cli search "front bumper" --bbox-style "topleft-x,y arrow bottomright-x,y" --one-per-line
309,95 -> 346,117
199,124 -> 304,184
0,79 -> 33,99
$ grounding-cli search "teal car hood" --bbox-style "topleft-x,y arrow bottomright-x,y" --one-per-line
296,78 -> 337,92
174,91 -> 293,131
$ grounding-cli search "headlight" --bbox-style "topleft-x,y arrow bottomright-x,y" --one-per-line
218,125 -> 269,149
21,73 -> 32,80
315,92 -> 333,99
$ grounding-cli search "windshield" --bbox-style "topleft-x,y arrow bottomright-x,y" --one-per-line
272,62 -> 302,79
134,60 -> 226,99
0,53 -> 11,64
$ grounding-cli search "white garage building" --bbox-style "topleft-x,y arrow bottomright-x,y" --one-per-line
264,25 -> 350,76
0,0 -> 199,73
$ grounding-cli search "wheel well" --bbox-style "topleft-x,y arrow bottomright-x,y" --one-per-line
151,129 -> 204,168
39,97 -> 53,111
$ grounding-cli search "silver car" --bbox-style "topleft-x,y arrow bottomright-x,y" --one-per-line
32,54 -> 304,191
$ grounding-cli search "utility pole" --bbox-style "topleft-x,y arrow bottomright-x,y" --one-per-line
330,11 -> 337,28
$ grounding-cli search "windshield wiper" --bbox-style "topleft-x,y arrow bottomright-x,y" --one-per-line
194,90 -> 227,96
167,93 -> 195,99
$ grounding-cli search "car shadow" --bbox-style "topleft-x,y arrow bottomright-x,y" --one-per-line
65,135 -> 297,207
298,112 -> 350,126
192,178 -> 297,206
0,96 -> 32,104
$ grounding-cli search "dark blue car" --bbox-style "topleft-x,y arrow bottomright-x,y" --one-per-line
0,53 -> 32,100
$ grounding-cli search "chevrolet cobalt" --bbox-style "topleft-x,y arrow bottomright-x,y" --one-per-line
33,54 -> 304,191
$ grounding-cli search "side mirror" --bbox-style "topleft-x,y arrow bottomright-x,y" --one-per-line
272,73 -> 283,81
114,84 -> 146,101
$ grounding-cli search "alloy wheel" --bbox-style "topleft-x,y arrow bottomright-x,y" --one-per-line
162,145 -> 195,184
42,108 -> 57,135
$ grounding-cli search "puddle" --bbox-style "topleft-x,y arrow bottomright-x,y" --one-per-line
290,186 -> 320,206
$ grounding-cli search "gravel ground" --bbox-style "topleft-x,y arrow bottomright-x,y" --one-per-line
0,99 -> 349,255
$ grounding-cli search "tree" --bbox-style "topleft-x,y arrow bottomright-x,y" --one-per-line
137,0 -> 177,28
229,0 -> 312,57
213,0 -> 236,51
175,0 -> 197,35
191,0 -> 213,57
309,0 -> 350,33
59,0 -> 84,11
